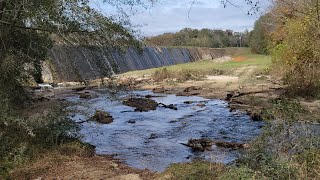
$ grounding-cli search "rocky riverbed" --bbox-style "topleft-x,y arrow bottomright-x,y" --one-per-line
67,89 -> 264,172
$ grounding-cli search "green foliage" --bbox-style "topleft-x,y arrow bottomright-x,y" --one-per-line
220,166 -> 262,180
249,14 -> 271,54
269,0 -> 320,97
262,98 -> 306,123
145,28 -> 250,48
0,0 -> 142,108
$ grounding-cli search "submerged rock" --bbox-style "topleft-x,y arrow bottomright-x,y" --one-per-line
148,133 -> 158,139
158,103 -> 178,110
91,110 -> 113,124
184,101 -> 195,104
123,98 -> 158,112
128,119 -> 136,124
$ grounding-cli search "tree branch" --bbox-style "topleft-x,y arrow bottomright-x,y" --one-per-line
0,20 -> 90,34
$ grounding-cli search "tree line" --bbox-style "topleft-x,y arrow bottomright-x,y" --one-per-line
144,28 -> 250,48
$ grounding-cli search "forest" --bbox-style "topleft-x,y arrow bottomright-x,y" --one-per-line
144,28 -> 250,48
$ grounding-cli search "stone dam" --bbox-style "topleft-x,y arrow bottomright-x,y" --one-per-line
43,46 -> 227,83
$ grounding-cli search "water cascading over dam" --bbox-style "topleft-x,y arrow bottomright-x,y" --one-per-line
44,46 -> 226,83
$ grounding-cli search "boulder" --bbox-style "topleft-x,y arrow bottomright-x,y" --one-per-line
91,110 -> 113,124
123,98 -> 158,112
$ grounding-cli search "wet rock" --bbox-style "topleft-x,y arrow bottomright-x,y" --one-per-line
128,120 -> 136,124
225,92 -> 235,101
91,110 -> 113,124
184,101 -> 195,104
183,138 -> 214,152
72,86 -> 86,91
250,112 -> 263,121
184,86 -> 202,92
149,133 -> 158,139
177,86 -> 202,96
152,87 -> 172,93
145,94 -> 166,98
183,138 -> 249,151
176,91 -> 200,96
78,91 -> 98,99
79,93 -> 91,99
247,110 -> 263,121
123,98 -> 158,112
158,103 -> 178,110
215,141 -> 249,149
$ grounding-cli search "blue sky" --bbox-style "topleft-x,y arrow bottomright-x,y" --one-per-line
91,0 -> 270,37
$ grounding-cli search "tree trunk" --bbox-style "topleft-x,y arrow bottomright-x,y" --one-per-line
0,0 -> 5,20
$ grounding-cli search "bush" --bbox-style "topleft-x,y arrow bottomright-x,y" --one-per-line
159,161 -> 224,180
0,102 -> 80,178
152,67 -> 223,82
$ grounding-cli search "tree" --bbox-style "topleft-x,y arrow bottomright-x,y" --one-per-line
0,0 -> 144,107
249,14 -> 271,54
269,0 -> 320,97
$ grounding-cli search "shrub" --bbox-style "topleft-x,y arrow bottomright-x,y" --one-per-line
0,102 -> 80,178
270,2 -> 320,98
152,67 -> 223,82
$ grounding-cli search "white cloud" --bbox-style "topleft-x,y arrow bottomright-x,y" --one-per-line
131,1 -> 260,36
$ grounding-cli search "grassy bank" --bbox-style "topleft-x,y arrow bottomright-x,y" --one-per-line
122,48 -> 271,78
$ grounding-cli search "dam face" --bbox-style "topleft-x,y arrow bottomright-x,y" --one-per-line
44,46 -> 226,83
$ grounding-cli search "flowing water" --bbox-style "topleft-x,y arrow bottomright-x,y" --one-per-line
67,90 -> 264,172
48,46 -> 226,82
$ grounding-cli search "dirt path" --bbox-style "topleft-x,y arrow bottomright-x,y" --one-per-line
11,155 -> 155,180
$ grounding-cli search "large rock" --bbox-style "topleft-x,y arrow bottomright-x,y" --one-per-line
182,138 -> 249,151
123,98 -> 158,112
91,110 -> 113,124
184,138 -> 214,152
215,141 -> 250,149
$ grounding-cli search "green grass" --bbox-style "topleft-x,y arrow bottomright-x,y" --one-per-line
121,50 -> 271,77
